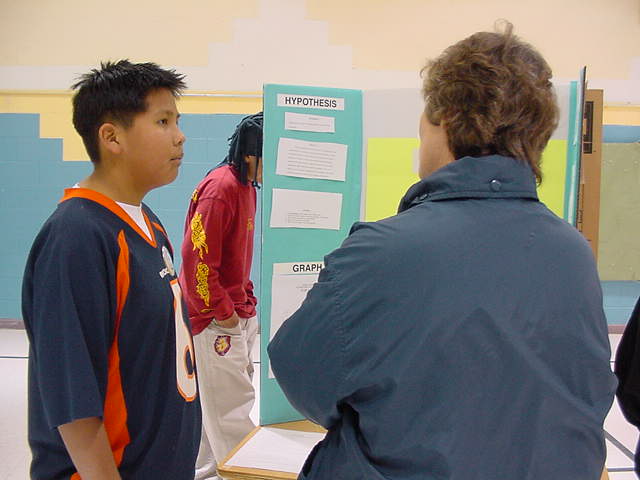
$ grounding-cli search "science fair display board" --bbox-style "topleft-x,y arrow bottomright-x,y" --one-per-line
260,84 -> 363,424
259,81 -> 582,425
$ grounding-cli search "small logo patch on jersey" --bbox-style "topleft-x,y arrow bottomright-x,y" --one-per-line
247,218 -> 254,231
214,335 -> 231,356
162,246 -> 176,277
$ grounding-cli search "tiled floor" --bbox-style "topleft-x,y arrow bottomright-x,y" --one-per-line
0,330 -> 30,480
0,330 -> 636,479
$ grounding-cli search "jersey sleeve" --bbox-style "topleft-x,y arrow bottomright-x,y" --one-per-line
181,197 -> 235,321
24,220 -> 115,430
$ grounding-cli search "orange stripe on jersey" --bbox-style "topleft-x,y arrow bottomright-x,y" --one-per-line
102,230 -> 132,468
71,473 -> 80,480
60,188 -> 157,247
152,221 -> 167,236
152,221 -> 175,252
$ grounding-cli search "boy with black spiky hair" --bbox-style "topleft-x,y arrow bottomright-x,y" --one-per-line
22,59 -> 201,479
179,112 -> 262,480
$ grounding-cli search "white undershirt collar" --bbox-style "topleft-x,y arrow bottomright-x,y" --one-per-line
73,183 -> 151,239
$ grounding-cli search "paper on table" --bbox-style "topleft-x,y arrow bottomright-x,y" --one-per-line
276,137 -> 347,181
225,427 -> 325,473
604,439 -> 634,469
270,188 -> 342,230
284,112 -> 335,133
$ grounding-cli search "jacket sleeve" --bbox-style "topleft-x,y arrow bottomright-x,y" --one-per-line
267,262 -> 346,427
267,221 -> 388,428
615,296 -> 640,427
181,197 -> 235,321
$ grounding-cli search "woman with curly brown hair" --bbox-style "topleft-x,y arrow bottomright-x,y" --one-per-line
269,22 -> 615,480
420,22 -> 557,183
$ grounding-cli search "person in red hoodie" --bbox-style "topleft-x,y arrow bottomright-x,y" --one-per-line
179,112 -> 262,480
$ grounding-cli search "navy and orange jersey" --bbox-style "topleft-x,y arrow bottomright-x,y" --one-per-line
22,188 -> 201,479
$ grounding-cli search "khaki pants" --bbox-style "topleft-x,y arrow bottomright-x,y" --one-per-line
193,316 -> 258,480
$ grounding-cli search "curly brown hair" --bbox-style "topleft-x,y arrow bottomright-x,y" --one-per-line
421,21 -> 558,183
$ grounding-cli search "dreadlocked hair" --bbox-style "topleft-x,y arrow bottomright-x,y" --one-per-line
224,112 -> 264,186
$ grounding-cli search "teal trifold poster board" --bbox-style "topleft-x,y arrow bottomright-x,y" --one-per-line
260,84 -> 363,425
563,68 -> 586,226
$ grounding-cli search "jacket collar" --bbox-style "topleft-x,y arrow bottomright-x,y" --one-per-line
398,155 -> 539,213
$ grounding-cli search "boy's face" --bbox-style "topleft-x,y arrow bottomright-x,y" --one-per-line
244,155 -> 263,184
118,88 -> 185,194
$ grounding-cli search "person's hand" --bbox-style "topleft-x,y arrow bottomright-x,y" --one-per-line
215,311 -> 240,329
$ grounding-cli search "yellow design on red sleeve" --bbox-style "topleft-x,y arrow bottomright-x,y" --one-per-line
190,212 -> 209,259
195,262 -> 210,307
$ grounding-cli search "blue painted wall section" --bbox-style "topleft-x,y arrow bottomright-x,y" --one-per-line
602,281 -> 640,325
0,112 -> 262,321
603,125 -> 640,143
0,113 -> 91,321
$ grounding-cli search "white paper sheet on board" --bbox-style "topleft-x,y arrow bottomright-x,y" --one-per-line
269,262 -> 322,340
284,112 -> 336,133
225,427 -> 325,472
269,262 -> 323,378
276,137 -> 347,181
270,188 -> 342,230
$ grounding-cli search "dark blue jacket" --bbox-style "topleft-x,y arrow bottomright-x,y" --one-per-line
268,155 -> 616,480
